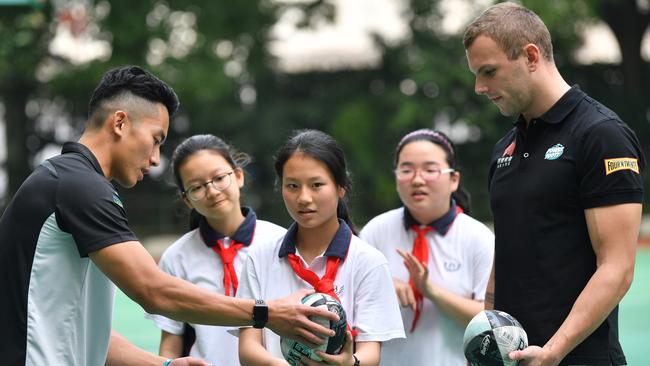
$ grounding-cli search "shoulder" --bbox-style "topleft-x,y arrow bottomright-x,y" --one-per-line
361,208 -> 404,235
254,220 -> 287,239
349,235 -> 389,266
159,229 -> 202,261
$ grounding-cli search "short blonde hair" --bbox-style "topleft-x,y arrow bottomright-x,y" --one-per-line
463,2 -> 554,62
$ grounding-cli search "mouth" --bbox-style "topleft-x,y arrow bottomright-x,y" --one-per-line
411,191 -> 428,201
490,96 -> 502,103
297,209 -> 316,215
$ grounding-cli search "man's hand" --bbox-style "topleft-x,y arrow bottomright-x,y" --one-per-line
266,289 -> 338,348
508,345 -> 561,366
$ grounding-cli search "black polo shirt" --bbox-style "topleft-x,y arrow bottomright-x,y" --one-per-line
488,86 -> 644,365
0,142 -> 137,365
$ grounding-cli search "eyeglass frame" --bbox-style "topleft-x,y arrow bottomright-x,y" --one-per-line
394,166 -> 456,182
182,171 -> 235,201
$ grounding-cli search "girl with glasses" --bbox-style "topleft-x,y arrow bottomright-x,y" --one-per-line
237,129 -> 404,366
146,134 -> 287,365
360,129 -> 495,366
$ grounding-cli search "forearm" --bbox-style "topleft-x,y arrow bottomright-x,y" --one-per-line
426,284 -> 484,326
159,331 -> 183,359
239,328 -> 288,366
354,341 -> 381,366
106,330 -> 168,366
144,273 -> 255,326
543,262 -> 633,361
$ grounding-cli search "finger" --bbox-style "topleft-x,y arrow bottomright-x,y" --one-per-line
291,328 -> 325,348
405,286 -> 416,311
305,305 -> 339,322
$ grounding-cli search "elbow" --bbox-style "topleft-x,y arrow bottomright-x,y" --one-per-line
129,279 -> 169,314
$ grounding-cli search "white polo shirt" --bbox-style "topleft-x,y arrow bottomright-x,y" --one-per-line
146,208 -> 285,366
360,205 -> 494,366
236,220 -> 405,360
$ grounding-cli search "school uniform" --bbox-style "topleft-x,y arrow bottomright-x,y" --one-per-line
147,208 -> 285,365
236,220 -> 405,360
360,202 -> 494,366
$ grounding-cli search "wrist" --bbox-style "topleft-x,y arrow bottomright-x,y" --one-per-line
252,299 -> 268,328
162,359 -> 174,366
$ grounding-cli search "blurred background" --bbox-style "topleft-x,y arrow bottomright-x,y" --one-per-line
1,0 -> 649,363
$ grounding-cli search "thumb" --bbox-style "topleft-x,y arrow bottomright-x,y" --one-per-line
508,346 -> 532,360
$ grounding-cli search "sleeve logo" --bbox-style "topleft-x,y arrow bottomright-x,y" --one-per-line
604,158 -> 639,175
112,192 -> 124,208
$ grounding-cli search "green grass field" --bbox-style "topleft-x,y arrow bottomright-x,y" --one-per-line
113,248 -> 650,364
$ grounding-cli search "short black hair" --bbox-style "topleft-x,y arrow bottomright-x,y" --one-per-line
87,65 -> 179,123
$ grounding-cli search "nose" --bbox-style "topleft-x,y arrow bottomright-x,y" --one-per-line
411,169 -> 426,184
297,187 -> 312,204
150,147 -> 161,167
475,78 -> 487,95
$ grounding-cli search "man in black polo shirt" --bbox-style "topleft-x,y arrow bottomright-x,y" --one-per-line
0,65 -> 336,366
463,3 -> 643,366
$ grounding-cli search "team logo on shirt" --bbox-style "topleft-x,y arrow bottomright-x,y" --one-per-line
112,192 -> 124,208
334,285 -> 344,297
604,158 -> 639,175
444,260 -> 461,272
496,140 -> 516,168
544,143 -> 564,160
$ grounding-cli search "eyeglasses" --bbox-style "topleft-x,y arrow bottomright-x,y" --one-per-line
183,171 -> 234,201
394,167 -> 455,182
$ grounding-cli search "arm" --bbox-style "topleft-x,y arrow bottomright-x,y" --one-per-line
484,259 -> 495,310
105,330 -> 209,366
510,203 -> 640,366
397,249 -> 483,326
239,327 -> 289,366
159,331 -> 183,359
90,241 -> 336,345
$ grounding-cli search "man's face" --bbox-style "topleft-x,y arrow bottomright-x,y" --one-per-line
466,35 -> 532,117
112,103 -> 169,188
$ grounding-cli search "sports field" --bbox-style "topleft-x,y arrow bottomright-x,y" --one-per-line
113,248 -> 650,364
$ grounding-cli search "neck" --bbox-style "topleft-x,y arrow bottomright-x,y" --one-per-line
78,130 -> 111,179
295,217 -> 340,264
409,201 -> 450,225
522,65 -> 571,123
206,207 -> 246,237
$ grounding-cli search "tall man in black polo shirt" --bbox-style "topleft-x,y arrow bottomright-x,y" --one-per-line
463,3 -> 643,366
0,65 -> 336,366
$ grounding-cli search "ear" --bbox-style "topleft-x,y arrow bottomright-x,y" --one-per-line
337,186 -> 346,199
234,167 -> 245,188
111,110 -> 128,137
181,195 -> 194,210
523,43 -> 540,72
450,171 -> 461,193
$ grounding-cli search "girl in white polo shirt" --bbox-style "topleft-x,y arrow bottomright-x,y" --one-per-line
146,134 -> 286,365
237,129 -> 404,366
360,129 -> 494,366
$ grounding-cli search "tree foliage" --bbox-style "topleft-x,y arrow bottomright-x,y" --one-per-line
1,0 -> 648,233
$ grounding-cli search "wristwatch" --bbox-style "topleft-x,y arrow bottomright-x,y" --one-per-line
352,354 -> 360,366
252,299 -> 268,329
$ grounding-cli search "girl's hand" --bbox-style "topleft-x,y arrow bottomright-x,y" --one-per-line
300,330 -> 354,366
397,248 -> 434,298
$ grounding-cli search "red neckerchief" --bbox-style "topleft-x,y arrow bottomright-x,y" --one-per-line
409,224 -> 433,332
211,239 -> 244,296
287,252 -> 357,337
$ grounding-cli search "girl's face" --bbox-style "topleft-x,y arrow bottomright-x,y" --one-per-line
281,152 -> 345,231
395,140 -> 459,221
179,149 -> 244,222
